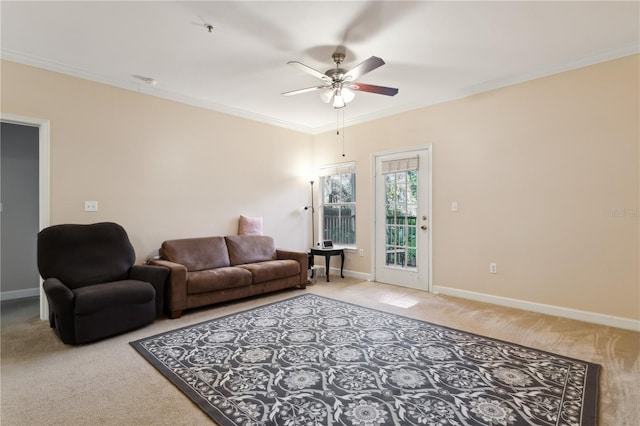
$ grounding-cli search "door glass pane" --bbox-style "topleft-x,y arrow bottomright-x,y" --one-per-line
384,170 -> 418,270
385,249 -> 393,264
386,226 -> 395,244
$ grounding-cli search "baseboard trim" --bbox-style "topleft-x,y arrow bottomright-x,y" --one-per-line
0,287 -> 40,302
433,285 -> 640,332
329,268 -> 373,282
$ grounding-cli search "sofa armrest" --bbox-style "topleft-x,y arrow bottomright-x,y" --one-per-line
276,249 -> 308,288
129,264 -> 169,318
147,259 -> 188,318
42,278 -> 76,343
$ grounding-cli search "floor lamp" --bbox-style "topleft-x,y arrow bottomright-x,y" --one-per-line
304,180 -> 315,247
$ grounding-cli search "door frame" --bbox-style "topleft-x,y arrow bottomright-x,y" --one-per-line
371,144 -> 433,292
1,113 -> 50,321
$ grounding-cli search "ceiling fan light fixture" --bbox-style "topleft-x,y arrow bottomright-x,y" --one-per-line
333,93 -> 346,109
319,87 -> 334,103
341,87 -> 355,103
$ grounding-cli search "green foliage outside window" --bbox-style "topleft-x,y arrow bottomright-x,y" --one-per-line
321,172 -> 356,246
385,171 -> 418,267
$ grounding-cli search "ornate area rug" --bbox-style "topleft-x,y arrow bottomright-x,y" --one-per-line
131,294 -> 600,426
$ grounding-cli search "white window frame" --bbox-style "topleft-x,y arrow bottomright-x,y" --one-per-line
318,162 -> 356,248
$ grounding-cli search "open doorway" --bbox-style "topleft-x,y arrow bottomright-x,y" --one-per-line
1,123 -> 39,300
0,114 -> 50,321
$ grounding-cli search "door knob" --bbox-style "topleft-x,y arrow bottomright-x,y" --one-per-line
421,225 -> 428,230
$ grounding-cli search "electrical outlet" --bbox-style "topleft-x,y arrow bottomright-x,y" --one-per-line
84,201 -> 98,212
359,249 -> 364,257
489,263 -> 497,274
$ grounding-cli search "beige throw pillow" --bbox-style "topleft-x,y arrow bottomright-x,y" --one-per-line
238,215 -> 263,236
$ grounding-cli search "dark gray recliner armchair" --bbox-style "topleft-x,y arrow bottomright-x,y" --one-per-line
37,222 -> 168,344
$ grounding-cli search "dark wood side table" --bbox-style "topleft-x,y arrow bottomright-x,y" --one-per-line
310,248 -> 345,282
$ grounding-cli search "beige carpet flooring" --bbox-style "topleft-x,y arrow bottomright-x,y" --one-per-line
1,278 -> 638,425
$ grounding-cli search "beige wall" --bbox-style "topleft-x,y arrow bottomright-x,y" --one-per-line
1,60 -> 314,262
314,55 -> 639,322
1,55 -> 638,323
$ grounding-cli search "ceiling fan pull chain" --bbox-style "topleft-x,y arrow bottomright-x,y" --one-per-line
342,109 -> 346,157
336,110 -> 340,135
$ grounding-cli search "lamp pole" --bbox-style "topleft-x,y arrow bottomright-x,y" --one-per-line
310,180 -> 315,246
304,180 -> 316,247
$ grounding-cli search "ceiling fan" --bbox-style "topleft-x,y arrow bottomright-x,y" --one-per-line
282,52 -> 399,109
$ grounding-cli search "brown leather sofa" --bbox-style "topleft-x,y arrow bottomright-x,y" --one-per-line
148,235 -> 307,318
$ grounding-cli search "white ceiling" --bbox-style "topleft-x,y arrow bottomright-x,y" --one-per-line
1,1 -> 638,134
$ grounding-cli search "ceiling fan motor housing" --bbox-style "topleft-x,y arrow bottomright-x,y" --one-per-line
327,52 -> 348,82
325,68 -> 348,82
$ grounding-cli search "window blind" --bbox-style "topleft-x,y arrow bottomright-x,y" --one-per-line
381,156 -> 419,174
318,161 -> 356,177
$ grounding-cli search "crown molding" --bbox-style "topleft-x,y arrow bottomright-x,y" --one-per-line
0,49 -> 316,135
458,43 -> 640,99
3,44 -> 638,136
310,43 -> 640,135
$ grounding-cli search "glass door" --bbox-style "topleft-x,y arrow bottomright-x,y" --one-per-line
374,148 -> 430,290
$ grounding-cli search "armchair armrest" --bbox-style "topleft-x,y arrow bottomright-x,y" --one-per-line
147,259 -> 188,318
42,278 -> 76,343
129,264 -> 169,318
276,249 -> 308,288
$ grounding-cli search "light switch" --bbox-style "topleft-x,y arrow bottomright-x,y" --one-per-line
84,201 -> 98,212
451,201 -> 458,212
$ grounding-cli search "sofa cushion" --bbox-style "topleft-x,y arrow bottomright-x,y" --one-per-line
238,260 -> 300,284
73,280 -> 155,315
225,235 -> 276,266
160,237 -> 230,272
187,267 -> 252,294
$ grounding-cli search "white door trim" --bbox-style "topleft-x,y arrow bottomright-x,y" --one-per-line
371,144 -> 432,292
1,113 -> 51,321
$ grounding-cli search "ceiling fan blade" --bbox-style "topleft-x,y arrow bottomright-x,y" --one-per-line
281,85 -> 327,96
350,83 -> 399,96
344,56 -> 385,81
287,61 -> 331,82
